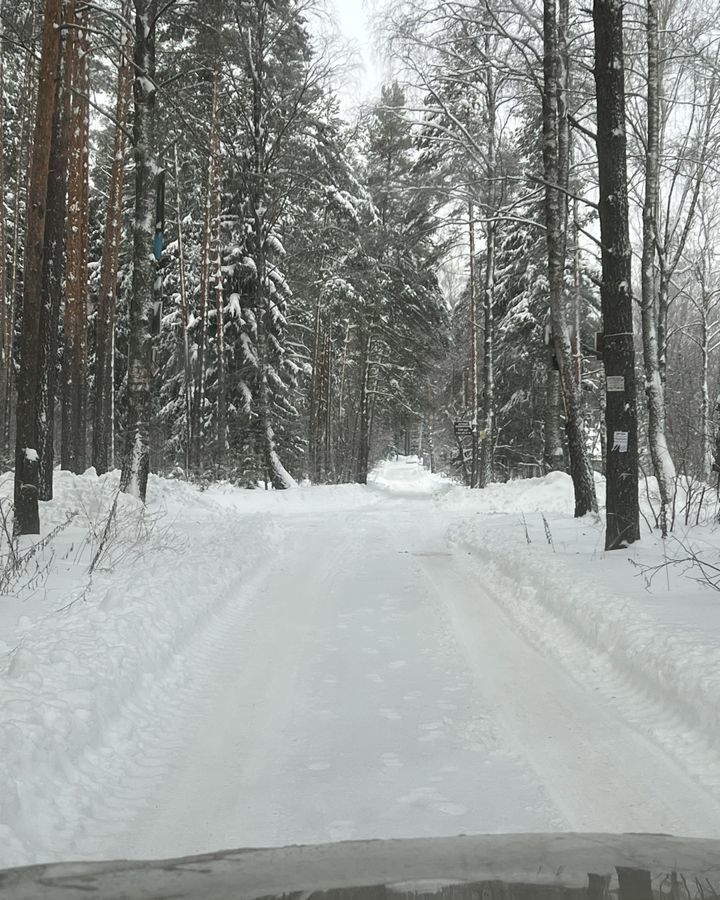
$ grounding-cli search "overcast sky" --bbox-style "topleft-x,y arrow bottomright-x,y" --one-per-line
324,0 -> 386,111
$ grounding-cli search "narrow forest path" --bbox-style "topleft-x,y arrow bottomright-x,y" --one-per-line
70,459 -> 720,862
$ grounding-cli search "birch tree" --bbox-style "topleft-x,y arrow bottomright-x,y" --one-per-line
543,0 -> 597,517
120,0 -> 159,500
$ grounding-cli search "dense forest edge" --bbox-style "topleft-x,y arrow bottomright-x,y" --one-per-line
3,0 -> 720,553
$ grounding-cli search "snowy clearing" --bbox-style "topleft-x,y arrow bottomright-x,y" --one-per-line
2,459 -> 720,868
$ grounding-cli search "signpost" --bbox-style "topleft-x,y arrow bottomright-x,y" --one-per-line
454,420 -> 474,437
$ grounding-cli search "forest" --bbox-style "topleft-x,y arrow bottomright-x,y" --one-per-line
3,0 -> 719,551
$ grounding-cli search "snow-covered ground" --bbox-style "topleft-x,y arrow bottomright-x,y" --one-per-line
2,458 -> 720,869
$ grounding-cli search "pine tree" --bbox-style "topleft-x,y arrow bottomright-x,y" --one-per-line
13,0 -> 63,534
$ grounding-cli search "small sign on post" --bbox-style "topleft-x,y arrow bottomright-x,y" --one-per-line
612,431 -> 629,453
454,421 -> 474,437
607,375 -> 625,392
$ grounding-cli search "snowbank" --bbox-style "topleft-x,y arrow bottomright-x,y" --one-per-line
446,473 -> 720,789
368,457 -> 453,497
440,470 -> 577,514
2,469 -> 372,867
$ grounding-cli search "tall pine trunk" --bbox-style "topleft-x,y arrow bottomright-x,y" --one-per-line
4,5 -> 38,454
61,1 -> 90,474
38,0 -> 72,499
13,0 -> 63,535
593,0 -> 640,548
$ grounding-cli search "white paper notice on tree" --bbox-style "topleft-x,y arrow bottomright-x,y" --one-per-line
612,431 -> 629,453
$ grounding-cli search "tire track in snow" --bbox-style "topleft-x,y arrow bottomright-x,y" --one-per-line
427,537 -> 720,835
94,513 -> 363,860
23,511 -> 286,865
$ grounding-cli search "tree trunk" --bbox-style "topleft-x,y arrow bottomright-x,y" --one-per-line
478,28 -> 496,489
93,9 -> 132,475
640,0 -> 675,536
337,320 -> 351,481
571,194 -> 582,392
192,71 -> 220,472
323,330 -> 333,477
61,0 -> 90,474
544,362 -> 564,471
13,0 -> 63,535
542,0 -> 597,517
367,345 -> 383,465
38,0 -> 73,499
120,0 -> 157,501
478,222 -> 495,488
4,6 -> 38,454
214,193 -> 226,468
356,331 -> 372,484
700,307 -> 712,482
593,0 -> 640,548
0,6 -> 6,456
468,202 -> 478,487
308,292 -> 322,480
173,142 -> 192,474
248,3 -> 291,489
308,210 -> 330,482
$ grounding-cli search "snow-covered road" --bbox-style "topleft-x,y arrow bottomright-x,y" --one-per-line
78,460 -> 720,861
